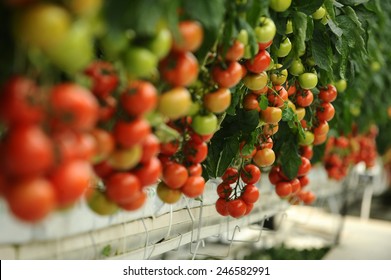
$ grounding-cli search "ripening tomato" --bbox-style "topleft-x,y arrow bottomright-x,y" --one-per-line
245,49 -> 271,74
239,141 -> 257,159
313,121 -> 329,137
158,87 -> 192,120
6,177 -> 56,222
275,181 -> 292,198
50,83 -> 99,131
105,172 -> 141,205
316,102 -> 335,122
223,40 -> 245,61
263,123 -> 279,136
296,90 -> 314,107
241,184 -> 260,204
241,164 -> 261,184
90,128 -> 115,163
243,93 -> 261,112
270,64 -> 288,85
215,198 -> 229,216
222,167 -> 239,184
108,145 -> 142,170
298,131 -> 314,146
267,85 -> 288,107
84,60 -> 119,99
217,182 -> 232,199
243,72 -> 268,91
227,199 -> 247,218
203,88 -> 232,114
259,136 -> 274,149
313,133 -> 328,146
50,159 -> 93,207
133,157 -> 162,188
0,76 -> 43,125
157,181 -> 182,204
85,187 -> 119,216
184,141 -> 208,164
120,80 -> 157,116
3,124 -> 54,178
181,176 -> 205,198
113,119 -> 151,148
212,61 -> 243,88
172,20 -> 204,52
253,148 -> 275,167
260,106 -> 282,124
163,163 -> 189,189
159,51 -> 199,87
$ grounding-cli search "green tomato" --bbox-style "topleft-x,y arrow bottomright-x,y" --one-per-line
45,21 -> 94,74
289,59 -> 305,76
269,0 -> 292,12
146,28 -> 172,59
192,114 -> 218,136
312,7 -> 326,20
299,131 -> 315,146
255,17 -> 276,43
100,31 -> 130,60
306,57 -> 316,67
237,29 -> 249,45
86,188 -> 119,216
124,47 -> 158,78
270,64 -> 288,85
371,61 -> 381,72
108,145 -> 142,170
276,37 -> 292,57
286,19 -> 293,35
298,73 -> 318,89
188,101 -> 200,116
335,79 -> 347,93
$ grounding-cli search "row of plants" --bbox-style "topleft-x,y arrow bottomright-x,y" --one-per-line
0,0 -> 389,224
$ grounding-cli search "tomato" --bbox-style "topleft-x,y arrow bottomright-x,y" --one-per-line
316,102 -> 335,122
285,19 -> 293,34
85,188 -> 118,216
184,141 -> 208,164
172,20 -> 204,52
140,134 -> 160,163
298,190 -> 316,204
133,157 -> 162,188
222,167 -> 239,184
188,163 -> 203,177
296,107 -> 306,121
189,130 -> 213,144
84,61 -> 119,99
217,182 -> 232,199
241,184 -> 259,204
239,141 -> 257,158
258,40 -> 273,50
6,178 -> 56,222
290,178 -> 301,194
319,84 -> 338,102
260,136 -> 274,149
104,172 -> 141,205
215,198 -> 229,216
124,47 -> 158,78
227,199 -> 247,218
157,181 -> 182,204
146,27 -> 172,59
50,83 -> 99,131
263,123 -> 279,136
113,119 -> 151,148
287,82 -> 297,96
300,145 -> 313,160
160,140 -> 179,156
298,131 -> 315,146
275,181 -> 292,198
243,93 -> 260,112
270,64 -> 288,85
296,90 -> 314,107
260,106 -> 282,123
108,145 -> 142,170
159,51 -> 199,87
163,163 -> 189,189
93,160 -> 114,179
90,128 -> 115,163
120,80 -> 157,116
50,159 -> 93,207
313,121 -> 329,137
267,85 -> 288,107
253,148 -> 275,168
3,125 -> 54,178
254,17 -> 276,43
335,136 -> 349,149
98,96 -> 117,122
313,133 -> 328,146
289,59 -> 305,76
158,87 -> 191,120
224,40 -> 245,61
181,176 -> 205,198
312,7 -> 326,20
0,76 -> 43,125
241,164 -> 261,184
335,79 -> 347,93
245,50 -> 271,74
191,113 -> 217,136
119,190 -> 147,211
269,0 -> 292,12
268,166 -> 283,185
212,61 -> 242,88
203,88 -> 232,114
298,157 -> 311,177
276,37 -> 292,57
298,73 -> 318,90
13,3 -> 71,49
243,72 -> 268,91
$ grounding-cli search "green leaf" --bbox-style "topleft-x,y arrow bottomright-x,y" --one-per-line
101,245 -> 112,257
239,109 -> 261,133
242,129 -> 260,156
339,0 -> 370,5
226,87 -> 242,116
247,0 -> 270,27
217,136 -> 240,177
335,37 -> 349,79
311,25 -> 333,73
282,106 -> 295,122
259,95 -> 269,110
344,6 -> 365,34
293,0 -> 324,15
328,19 -> 343,37
292,11 -> 308,57
280,139 -> 302,180
237,18 -> 259,58
324,0 -> 336,20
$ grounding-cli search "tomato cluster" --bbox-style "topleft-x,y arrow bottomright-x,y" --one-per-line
215,164 -> 261,218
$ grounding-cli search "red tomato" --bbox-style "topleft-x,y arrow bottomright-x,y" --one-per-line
160,140 -> 179,156
119,190 -> 147,211
268,166 -> 283,185
275,181 -> 292,198
203,88 -> 231,114
298,175 -> 309,188
227,199 -> 247,218
241,184 -> 260,204
0,76 -> 43,125
3,124 -> 54,177
245,49 -> 271,73
290,178 -> 301,194
298,156 -> 311,177
243,92 -> 261,112
239,141 -> 257,159
258,40 -> 273,50
222,167 -> 239,184
217,182 -> 232,199
244,202 -> 254,215
215,198 -> 229,216
241,164 -> 261,184
267,85 -> 288,107
98,95 -> 117,122
253,148 -> 275,168
188,163 -> 203,177
211,61 -> 243,88
300,145 -> 313,160
133,157 -> 162,188
224,40 -> 245,61
159,51 -> 199,87
313,120 -> 329,137
120,80 -> 158,116
172,20 -> 204,52
184,141 -> 208,164
105,172 -> 141,204
50,160 -> 93,207
6,177 -> 56,222
296,89 -> 314,107
91,128 -> 115,163
163,163 -> 189,189
84,60 -> 119,99
50,83 -> 99,131
316,102 -> 335,122
181,176 -> 205,198
113,119 -> 151,148
140,134 -> 160,163
93,160 -> 114,179
319,84 -> 337,102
